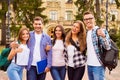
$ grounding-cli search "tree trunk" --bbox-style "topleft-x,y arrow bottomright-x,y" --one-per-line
95,0 -> 100,18
1,2 -> 7,45
1,14 -> 6,45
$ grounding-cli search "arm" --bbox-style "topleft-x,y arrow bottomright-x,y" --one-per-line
45,36 -> 52,72
45,43 -> 51,52
10,41 -> 19,48
7,48 -> 16,60
7,48 -> 23,60
97,28 -> 111,50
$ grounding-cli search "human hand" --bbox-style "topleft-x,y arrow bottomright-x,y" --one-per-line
16,48 -> 23,53
97,28 -> 106,38
45,43 -> 51,52
10,41 -> 19,49
44,67 -> 50,73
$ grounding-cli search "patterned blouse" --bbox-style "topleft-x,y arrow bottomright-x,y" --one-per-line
64,41 -> 86,68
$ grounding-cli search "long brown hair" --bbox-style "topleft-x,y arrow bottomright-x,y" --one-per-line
65,20 -> 86,52
17,27 -> 30,43
52,25 -> 66,45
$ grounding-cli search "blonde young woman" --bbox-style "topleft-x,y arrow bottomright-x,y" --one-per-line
64,20 -> 87,80
7,27 -> 30,80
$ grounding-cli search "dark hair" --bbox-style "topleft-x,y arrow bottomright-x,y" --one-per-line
83,11 -> 94,16
52,25 -> 66,45
33,16 -> 44,24
17,27 -> 30,43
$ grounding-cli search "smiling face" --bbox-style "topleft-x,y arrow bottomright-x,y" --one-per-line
33,17 -> 44,34
33,20 -> 43,34
54,25 -> 65,40
55,27 -> 62,39
83,13 -> 95,30
71,22 -> 80,35
18,28 -> 30,43
21,30 -> 30,41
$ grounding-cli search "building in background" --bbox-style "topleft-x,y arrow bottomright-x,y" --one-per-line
0,0 -> 120,40
42,0 -> 120,38
42,0 -> 77,38
100,0 -> 120,31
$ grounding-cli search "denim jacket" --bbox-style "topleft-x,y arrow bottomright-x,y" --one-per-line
27,31 -> 52,70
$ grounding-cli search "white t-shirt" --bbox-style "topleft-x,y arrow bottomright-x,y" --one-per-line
67,45 -> 75,67
52,40 -> 65,66
87,29 -> 101,66
32,33 -> 42,66
12,44 -> 30,66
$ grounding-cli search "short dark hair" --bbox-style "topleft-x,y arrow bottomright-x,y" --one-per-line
33,16 -> 44,24
83,11 -> 94,16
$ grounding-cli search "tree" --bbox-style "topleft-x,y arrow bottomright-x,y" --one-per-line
0,1 -> 8,45
115,0 -> 120,8
12,0 -> 47,30
74,0 -> 104,26
74,0 -> 94,20
95,0 -> 104,26
0,0 -> 47,45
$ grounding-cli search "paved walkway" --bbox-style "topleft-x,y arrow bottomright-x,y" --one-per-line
0,60 -> 120,80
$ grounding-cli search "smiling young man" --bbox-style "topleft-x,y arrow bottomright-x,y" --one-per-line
83,11 -> 111,80
27,16 -> 52,80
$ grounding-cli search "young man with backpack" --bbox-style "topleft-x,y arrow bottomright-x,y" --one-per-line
83,11 -> 111,80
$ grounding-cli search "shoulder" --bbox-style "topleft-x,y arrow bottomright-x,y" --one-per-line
42,33 -> 51,38
42,33 -> 52,43
29,31 -> 34,35
30,31 -> 34,34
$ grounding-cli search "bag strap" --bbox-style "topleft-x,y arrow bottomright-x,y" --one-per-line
15,54 -> 17,63
96,28 -> 101,49
70,38 -> 80,51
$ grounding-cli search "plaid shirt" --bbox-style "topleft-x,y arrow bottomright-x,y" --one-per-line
64,41 -> 87,68
91,26 -> 111,65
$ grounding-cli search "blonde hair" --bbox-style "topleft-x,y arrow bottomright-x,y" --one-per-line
65,20 -> 86,52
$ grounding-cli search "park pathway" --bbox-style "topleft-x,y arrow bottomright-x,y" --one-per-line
0,60 -> 120,80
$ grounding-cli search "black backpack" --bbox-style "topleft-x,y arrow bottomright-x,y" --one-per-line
97,29 -> 119,73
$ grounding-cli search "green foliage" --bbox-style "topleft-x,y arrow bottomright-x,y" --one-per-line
10,22 -> 21,40
115,0 -> 120,8
74,0 -> 94,21
0,1 -> 7,18
12,0 -> 47,30
74,0 -> 104,26
0,0 -> 47,42
109,29 -> 120,49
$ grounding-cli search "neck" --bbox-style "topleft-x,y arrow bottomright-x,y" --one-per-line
56,37 -> 62,40
72,34 -> 78,41
21,41 -> 27,44
87,25 -> 95,30
35,31 -> 42,34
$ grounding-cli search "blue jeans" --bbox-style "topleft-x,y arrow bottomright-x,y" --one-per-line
7,63 -> 24,80
50,66 -> 66,80
27,66 -> 46,80
87,65 -> 105,80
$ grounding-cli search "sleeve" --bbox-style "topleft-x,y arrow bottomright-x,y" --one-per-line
63,43 -> 68,65
46,35 -> 52,68
100,29 -> 111,50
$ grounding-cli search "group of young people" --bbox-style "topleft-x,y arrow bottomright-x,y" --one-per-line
6,11 -> 111,80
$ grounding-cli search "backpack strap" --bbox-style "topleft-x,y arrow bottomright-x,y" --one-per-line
15,54 -> 17,63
